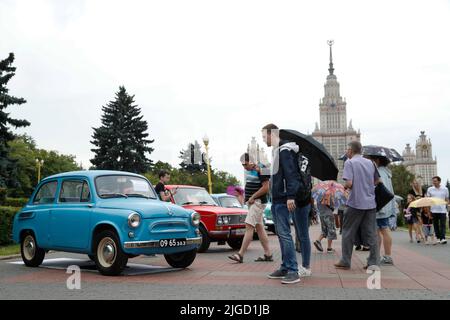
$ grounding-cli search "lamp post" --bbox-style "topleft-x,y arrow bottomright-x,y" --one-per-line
202,135 -> 213,194
35,159 -> 44,183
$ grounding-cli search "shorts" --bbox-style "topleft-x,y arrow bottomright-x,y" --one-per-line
377,217 -> 390,229
422,225 -> 434,237
245,200 -> 266,227
319,214 -> 337,240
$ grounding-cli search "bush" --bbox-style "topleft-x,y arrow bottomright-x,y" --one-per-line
3,198 -> 29,208
0,188 -> 7,205
0,206 -> 21,245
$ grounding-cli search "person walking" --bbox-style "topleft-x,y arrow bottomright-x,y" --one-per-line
262,123 -> 312,284
313,202 -> 337,253
426,176 -> 449,244
334,141 -> 380,271
404,194 -> 424,243
228,153 -> 272,263
368,155 -> 396,265
409,179 -> 426,198
421,207 -> 435,245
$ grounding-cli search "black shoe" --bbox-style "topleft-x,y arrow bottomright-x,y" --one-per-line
267,269 -> 287,279
281,273 -> 300,284
313,240 -> 324,252
355,245 -> 362,251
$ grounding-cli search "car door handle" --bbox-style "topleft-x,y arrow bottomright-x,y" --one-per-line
86,204 -> 94,208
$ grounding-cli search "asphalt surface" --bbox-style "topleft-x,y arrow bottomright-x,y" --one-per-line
1,226 -> 450,300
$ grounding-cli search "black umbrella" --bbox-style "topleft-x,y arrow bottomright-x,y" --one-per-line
362,145 -> 404,162
279,129 -> 339,181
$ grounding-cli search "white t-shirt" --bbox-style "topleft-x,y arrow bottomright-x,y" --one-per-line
426,186 -> 449,213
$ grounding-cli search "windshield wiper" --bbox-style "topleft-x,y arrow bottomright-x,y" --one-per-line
100,193 -> 128,198
199,201 -> 214,205
125,193 -> 150,199
181,201 -> 193,205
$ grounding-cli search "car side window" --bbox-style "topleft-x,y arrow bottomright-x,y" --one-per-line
59,180 -> 91,203
33,181 -> 58,205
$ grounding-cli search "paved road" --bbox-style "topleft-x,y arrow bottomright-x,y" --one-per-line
1,225 -> 450,300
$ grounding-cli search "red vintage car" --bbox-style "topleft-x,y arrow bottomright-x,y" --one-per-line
165,185 -> 247,252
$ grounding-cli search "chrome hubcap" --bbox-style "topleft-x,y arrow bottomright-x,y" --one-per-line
98,237 -> 117,267
23,235 -> 36,261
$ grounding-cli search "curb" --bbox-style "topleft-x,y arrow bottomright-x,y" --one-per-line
0,254 -> 21,261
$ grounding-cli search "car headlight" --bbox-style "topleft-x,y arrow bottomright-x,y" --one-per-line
222,216 -> 229,225
191,211 -> 201,226
128,213 -> 141,228
217,216 -> 223,225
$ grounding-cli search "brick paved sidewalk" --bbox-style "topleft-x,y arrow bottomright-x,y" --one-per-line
2,224 -> 450,299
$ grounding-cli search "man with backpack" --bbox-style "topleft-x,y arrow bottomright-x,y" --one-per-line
262,123 -> 312,284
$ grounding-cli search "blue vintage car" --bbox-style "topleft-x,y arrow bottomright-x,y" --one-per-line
12,170 -> 202,276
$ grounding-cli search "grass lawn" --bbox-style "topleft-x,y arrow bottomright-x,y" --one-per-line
0,244 -> 20,256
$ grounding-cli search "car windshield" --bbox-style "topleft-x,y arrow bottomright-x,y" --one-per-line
173,188 -> 217,206
95,175 -> 157,199
219,196 -> 242,208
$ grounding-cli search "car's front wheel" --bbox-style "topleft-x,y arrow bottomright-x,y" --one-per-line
164,249 -> 197,268
21,231 -> 45,267
93,230 -> 128,276
227,238 -> 243,250
197,225 -> 210,253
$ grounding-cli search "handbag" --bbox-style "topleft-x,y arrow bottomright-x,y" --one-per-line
373,163 -> 395,211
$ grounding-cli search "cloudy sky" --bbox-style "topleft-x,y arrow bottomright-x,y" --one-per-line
1,0 -> 449,184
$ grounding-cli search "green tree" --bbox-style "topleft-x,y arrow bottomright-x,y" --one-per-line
390,164 -> 415,199
90,86 -> 154,173
145,161 -> 240,194
179,141 -> 207,173
0,53 -> 30,188
7,134 -> 81,197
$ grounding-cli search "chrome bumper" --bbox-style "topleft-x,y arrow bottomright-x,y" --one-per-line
123,236 -> 202,249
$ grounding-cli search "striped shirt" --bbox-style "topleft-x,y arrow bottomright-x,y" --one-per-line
244,164 -> 269,203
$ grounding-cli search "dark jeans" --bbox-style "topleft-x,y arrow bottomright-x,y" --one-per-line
340,206 -> 379,267
272,203 -> 312,273
432,213 -> 447,241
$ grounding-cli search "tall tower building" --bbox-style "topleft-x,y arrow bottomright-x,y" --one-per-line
402,131 -> 438,186
247,137 -> 270,167
312,40 -> 360,181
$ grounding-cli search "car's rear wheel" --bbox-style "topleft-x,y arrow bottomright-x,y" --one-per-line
93,230 -> 128,276
21,231 -> 45,267
227,238 -> 243,250
197,225 -> 210,253
164,249 -> 197,268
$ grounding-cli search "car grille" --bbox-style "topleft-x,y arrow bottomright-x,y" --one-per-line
228,214 -> 246,225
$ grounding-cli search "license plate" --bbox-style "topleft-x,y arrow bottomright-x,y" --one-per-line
159,238 -> 187,248
233,229 -> 246,236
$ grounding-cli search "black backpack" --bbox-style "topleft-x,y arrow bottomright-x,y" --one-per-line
296,152 -> 312,204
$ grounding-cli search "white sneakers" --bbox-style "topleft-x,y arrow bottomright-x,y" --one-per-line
298,266 -> 312,277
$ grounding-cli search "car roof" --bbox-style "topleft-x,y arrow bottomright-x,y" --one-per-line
42,170 -> 145,181
165,185 -> 204,189
211,193 -> 233,198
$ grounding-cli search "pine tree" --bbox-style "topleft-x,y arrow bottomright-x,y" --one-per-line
179,141 -> 207,173
90,86 -> 154,173
0,53 -> 30,188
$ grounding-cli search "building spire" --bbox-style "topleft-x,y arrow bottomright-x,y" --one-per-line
327,40 -> 334,75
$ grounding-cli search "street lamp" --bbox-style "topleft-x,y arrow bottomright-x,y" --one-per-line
202,135 -> 213,194
35,159 -> 44,183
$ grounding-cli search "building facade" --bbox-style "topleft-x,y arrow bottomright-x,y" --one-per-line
402,131 -> 438,186
312,41 -> 360,182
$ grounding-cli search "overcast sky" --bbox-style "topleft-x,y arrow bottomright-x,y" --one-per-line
1,0 -> 449,185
